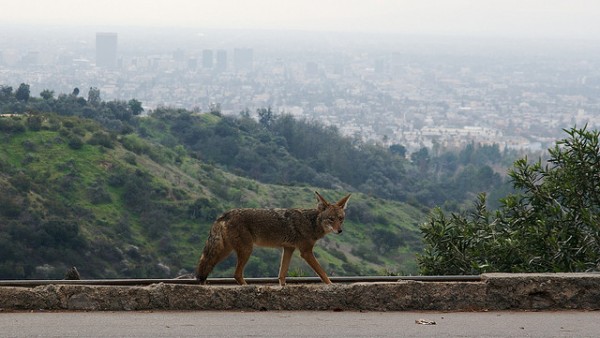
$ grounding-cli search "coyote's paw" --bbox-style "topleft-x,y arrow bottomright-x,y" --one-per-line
322,283 -> 338,290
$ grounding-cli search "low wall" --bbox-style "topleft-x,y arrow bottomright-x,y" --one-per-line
1,273 -> 599,311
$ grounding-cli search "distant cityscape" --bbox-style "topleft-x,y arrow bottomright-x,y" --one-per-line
2,25 -> 600,154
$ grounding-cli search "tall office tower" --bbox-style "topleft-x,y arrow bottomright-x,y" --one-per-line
202,49 -> 214,68
95,32 -> 118,69
233,48 -> 253,71
215,49 -> 227,72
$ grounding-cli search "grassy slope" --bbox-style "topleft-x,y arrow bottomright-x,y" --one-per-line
0,114 -> 425,279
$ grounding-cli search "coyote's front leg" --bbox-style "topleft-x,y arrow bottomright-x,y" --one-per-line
300,246 -> 332,284
233,244 -> 253,285
278,247 -> 295,286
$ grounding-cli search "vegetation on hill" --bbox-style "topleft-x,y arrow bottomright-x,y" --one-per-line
1,84 -> 517,212
0,113 -> 423,279
142,107 -> 515,211
0,84 -> 522,279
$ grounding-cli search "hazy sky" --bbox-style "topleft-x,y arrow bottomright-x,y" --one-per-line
2,0 -> 599,39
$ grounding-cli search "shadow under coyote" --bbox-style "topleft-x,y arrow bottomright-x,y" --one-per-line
195,191 -> 351,285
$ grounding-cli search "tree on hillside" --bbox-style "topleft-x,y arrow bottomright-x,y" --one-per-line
389,144 -> 407,158
128,99 -> 144,115
15,83 -> 30,102
411,147 -> 430,173
418,125 -> 600,275
88,87 -> 101,106
258,107 -> 274,127
0,86 -> 13,99
40,89 -> 54,100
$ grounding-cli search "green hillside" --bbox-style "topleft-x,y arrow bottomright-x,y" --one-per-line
0,113 -> 424,279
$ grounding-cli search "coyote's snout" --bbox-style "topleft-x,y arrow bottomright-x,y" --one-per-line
195,191 -> 351,286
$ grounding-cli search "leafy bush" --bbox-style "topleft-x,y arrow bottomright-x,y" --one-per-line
418,126 -> 600,274
67,135 -> 84,149
88,131 -> 115,148
0,192 -> 21,218
87,180 -> 112,204
25,115 -> 42,131
120,134 -> 149,155
0,117 -> 26,133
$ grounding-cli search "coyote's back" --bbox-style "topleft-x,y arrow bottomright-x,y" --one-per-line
195,191 -> 351,285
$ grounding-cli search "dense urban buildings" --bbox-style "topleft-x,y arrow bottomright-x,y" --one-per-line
1,26 -> 599,154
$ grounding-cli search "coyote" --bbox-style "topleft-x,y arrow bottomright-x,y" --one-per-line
195,191 -> 351,286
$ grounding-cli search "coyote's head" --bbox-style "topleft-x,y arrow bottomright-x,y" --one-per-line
315,191 -> 351,235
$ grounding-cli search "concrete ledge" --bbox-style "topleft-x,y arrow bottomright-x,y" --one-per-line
0,273 -> 599,311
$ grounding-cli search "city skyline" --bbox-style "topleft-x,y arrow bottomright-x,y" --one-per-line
1,26 -> 599,155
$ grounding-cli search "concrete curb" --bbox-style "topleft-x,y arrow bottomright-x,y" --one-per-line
1,273 -> 599,311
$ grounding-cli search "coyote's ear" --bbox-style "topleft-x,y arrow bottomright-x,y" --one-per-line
336,194 -> 351,209
315,191 -> 329,211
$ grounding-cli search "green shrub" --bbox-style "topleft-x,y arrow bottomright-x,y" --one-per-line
418,126 -> 600,274
88,131 -> 115,148
67,136 -> 84,149
0,117 -> 25,133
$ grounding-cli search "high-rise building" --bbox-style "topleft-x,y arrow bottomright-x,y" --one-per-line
202,49 -> 214,68
215,49 -> 227,72
233,48 -> 253,71
96,32 -> 118,69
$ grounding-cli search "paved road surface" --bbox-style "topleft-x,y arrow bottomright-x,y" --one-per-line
1,310 -> 598,337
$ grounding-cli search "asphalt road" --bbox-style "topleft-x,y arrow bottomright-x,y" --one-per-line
1,310 -> 598,337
